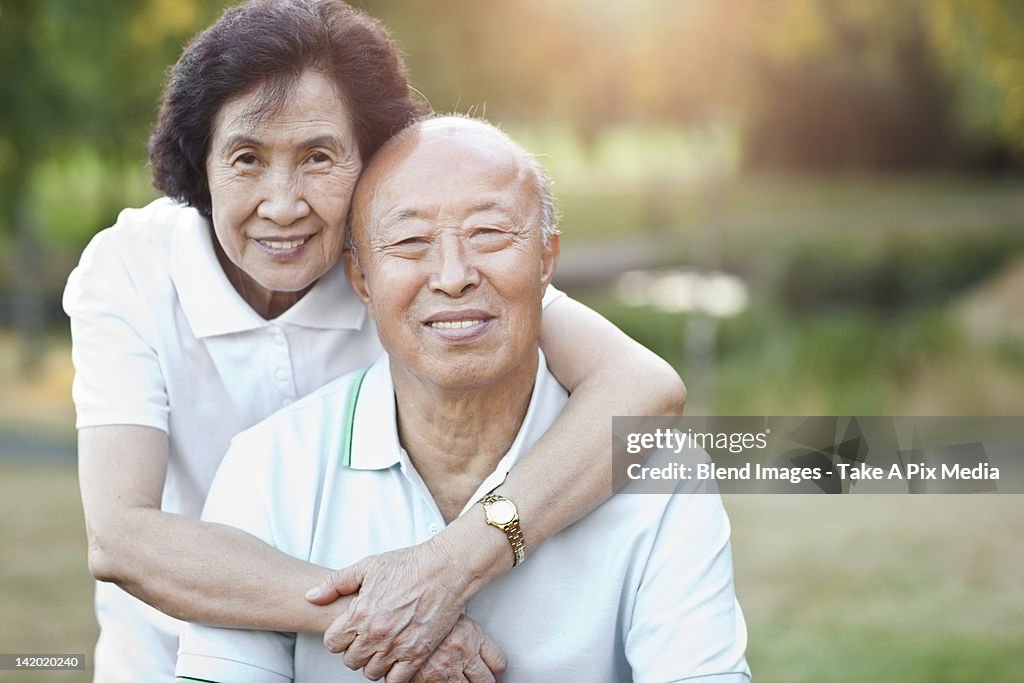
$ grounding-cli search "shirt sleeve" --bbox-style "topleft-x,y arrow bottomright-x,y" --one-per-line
541,283 -> 566,309
175,435 -> 296,682
626,478 -> 751,683
62,224 -> 170,431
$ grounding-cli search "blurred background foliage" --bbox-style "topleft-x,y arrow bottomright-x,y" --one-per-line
1,0 -> 1023,414
2,3 -> 1024,682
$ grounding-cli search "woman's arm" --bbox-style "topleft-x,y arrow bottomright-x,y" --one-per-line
78,424 -> 344,633
499,294 -> 687,544
82,425 -> 505,682
309,295 -> 686,682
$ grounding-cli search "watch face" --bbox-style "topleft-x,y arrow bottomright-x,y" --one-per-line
488,499 -> 516,525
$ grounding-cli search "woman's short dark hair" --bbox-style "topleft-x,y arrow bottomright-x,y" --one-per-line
149,0 -> 425,217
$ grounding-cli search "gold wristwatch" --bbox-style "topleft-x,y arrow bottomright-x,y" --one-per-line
479,493 -> 526,566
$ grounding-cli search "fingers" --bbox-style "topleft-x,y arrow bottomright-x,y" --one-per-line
384,660 -> 420,683
306,563 -> 365,604
361,651 -> 392,681
324,603 -> 359,654
478,636 -> 507,678
403,616 -> 503,683
462,655 -> 497,683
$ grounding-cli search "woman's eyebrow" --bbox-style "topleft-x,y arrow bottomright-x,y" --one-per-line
301,135 -> 347,151
218,134 -> 261,156
217,134 -> 347,156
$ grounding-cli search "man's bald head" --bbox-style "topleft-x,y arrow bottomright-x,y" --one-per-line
348,115 -> 558,257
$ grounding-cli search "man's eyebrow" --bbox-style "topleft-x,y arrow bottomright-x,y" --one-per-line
470,200 -> 505,214
379,207 -> 426,225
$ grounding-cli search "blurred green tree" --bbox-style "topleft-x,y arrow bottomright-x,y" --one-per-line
0,0 -> 223,372
928,0 -> 1024,162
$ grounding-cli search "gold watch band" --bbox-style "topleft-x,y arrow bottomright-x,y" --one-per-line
480,493 -> 527,566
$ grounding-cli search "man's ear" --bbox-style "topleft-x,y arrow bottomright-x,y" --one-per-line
540,233 -> 559,288
343,248 -> 372,306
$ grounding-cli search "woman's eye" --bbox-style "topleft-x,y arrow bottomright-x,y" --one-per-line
309,151 -> 332,164
234,153 -> 259,166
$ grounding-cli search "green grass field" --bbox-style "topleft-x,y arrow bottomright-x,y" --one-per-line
0,462 -> 93,683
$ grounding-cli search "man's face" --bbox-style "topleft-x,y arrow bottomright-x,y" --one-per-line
346,123 -> 558,390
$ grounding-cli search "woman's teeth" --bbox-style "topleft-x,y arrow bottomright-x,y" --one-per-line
258,238 -> 307,250
430,320 -> 484,329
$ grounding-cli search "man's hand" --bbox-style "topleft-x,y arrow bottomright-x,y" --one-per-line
409,615 -> 506,683
306,539 -> 476,682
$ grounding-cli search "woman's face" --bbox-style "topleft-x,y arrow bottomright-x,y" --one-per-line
205,70 -> 362,316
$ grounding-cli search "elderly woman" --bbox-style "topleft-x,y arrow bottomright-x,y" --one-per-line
63,1 -> 684,681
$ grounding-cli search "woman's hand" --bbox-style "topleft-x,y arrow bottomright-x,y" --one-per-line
307,537 -> 487,681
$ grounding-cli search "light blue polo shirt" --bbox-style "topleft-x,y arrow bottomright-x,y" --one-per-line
177,352 -> 749,683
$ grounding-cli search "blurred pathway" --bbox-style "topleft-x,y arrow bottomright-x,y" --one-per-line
0,430 -> 75,462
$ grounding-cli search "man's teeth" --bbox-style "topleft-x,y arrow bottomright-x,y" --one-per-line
430,320 -> 485,329
258,238 -> 307,250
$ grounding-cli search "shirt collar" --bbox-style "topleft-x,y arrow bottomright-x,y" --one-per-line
348,350 -> 570,513
170,208 -> 367,338
348,356 -> 403,470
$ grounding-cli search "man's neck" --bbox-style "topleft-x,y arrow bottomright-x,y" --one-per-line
391,355 -> 538,523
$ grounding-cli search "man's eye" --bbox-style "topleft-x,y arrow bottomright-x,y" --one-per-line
395,236 -> 429,247
471,227 -> 512,246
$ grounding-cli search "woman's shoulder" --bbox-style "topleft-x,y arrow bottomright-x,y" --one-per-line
65,197 -> 203,307
94,197 -> 201,256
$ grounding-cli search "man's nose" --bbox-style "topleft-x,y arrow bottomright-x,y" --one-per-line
428,235 -> 479,297
257,169 -> 311,226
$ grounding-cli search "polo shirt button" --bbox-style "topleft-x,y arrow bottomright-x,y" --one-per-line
275,369 -> 287,381
427,523 -> 441,536
282,397 -> 293,406
274,334 -> 286,346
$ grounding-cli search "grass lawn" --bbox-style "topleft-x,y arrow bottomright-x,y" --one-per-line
0,462 -> 94,683
727,494 -> 1024,682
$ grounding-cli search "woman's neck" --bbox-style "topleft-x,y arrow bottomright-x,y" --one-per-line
212,230 -> 309,319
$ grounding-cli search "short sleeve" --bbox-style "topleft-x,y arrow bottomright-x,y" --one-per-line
541,283 -> 566,309
176,435 -> 295,682
63,225 -> 169,431
177,625 -> 295,683
625,485 -> 751,683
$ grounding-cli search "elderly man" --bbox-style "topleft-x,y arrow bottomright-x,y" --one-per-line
176,116 -> 749,683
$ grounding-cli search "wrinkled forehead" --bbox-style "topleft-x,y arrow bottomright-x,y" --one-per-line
353,121 -> 538,240
214,70 -> 348,138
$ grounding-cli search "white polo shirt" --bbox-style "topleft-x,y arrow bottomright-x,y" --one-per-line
63,197 -> 565,681
177,354 -> 750,683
